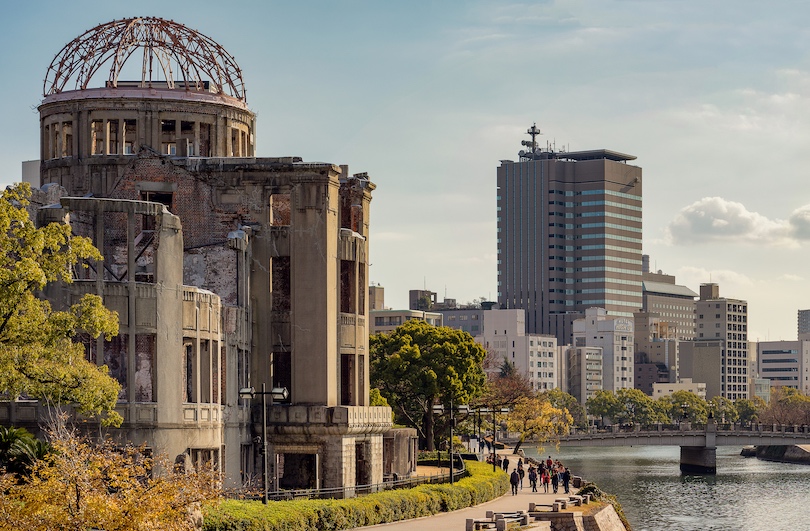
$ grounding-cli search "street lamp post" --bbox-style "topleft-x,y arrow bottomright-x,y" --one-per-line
432,399 -> 469,485
239,383 -> 289,504
489,407 -> 510,472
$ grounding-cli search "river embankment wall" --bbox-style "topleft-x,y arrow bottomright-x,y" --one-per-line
756,444 -> 810,464
525,505 -> 626,531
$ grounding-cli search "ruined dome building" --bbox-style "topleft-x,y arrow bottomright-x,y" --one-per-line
19,17 -> 395,492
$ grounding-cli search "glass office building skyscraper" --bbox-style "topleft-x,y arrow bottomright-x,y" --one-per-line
497,129 -> 643,345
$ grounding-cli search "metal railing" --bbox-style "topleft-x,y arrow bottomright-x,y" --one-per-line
240,460 -> 468,501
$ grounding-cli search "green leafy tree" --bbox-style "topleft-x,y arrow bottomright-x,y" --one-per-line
708,396 -> 738,423
540,388 -> 588,428
370,320 -> 487,450
665,390 -> 708,423
586,390 -> 620,425
614,388 -> 666,425
734,397 -> 765,425
0,183 -> 121,426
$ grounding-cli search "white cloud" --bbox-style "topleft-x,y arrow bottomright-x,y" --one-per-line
788,205 -> 810,240
666,197 -> 810,247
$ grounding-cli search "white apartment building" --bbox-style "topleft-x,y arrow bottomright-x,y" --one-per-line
370,309 -> 443,335
573,307 -> 634,392
477,309 -> 558,391
566,346 -> 603,405
652,378 -> 706,399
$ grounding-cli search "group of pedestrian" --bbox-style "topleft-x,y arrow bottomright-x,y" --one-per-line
508,455 -> 571,496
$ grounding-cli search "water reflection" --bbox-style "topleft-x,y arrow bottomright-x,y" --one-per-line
524,445 -> 810,531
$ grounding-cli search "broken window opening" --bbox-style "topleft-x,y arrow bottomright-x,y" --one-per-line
272,352 -> 292,402
358,355 -> 365,406
139,191 -> 173,232
134,334 -> 155,402
62,122 -> 73,157
200,340 -> 212,403
214,344 -> 223,405
184,342 -> 196,403
271,257 -> 291,312
340,260 -> 356,314
124,119 -> 137,154
92,120 -> 104,155
358,266 -> 366,316
237,347 -> 249,406
230,127 -> 239,156
108,120 -> 120,155
161,119 -> 176,155
340,354 -> 355,406
104,334 -> 128,401
269,194 -> 291,226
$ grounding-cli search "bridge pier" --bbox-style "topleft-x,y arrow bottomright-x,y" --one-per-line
680,446 -> 716,474
680,418 -> 717,474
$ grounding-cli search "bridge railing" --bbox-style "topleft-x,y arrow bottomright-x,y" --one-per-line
567,422 -> 810,436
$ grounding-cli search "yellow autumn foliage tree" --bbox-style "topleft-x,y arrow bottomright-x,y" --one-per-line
0,421 -> 220,531
505,395 -> 573,454
0,183 -> 121,425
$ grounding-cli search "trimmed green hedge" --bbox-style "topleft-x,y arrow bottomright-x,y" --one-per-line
203,461 -> 508,531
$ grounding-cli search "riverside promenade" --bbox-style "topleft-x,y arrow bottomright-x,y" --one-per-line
354,467 -> 579,531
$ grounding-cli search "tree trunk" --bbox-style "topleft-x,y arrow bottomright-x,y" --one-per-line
425,410 -> 435,451
512,433 -> 526,455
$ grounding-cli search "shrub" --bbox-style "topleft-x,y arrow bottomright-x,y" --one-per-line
203,461 -> 508,531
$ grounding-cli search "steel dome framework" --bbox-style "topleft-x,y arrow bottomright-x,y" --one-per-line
43,17 -> 246,101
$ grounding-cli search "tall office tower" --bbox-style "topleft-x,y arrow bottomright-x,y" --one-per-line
798,309 -> 810,339
686,283 -> 749,400
496,125 -> 643,345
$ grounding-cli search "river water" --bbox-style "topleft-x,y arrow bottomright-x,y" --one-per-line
523,445 -> 810,531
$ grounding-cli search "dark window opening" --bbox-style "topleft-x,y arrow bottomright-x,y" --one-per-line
271,257 -> 291,312
341,354 -> 355,406
341,260 -> 356,314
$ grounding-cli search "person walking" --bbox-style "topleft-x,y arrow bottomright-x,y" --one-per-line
518,464 -> 525,490
509,469 -> 520,495
562,467 -> 571,494
541,467 -> 550,493
528,466 -> 538,492
551,467 -> 559,494
502,456 -> 510,472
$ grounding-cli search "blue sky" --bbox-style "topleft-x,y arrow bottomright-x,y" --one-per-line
3,1 -> 810,341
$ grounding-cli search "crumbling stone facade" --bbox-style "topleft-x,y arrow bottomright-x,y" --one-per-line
3,17 -> 393,494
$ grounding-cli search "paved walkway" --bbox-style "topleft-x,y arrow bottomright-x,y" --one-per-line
355,469 -> 578,531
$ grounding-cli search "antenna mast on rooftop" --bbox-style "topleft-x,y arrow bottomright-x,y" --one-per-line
521,123 -> 542,152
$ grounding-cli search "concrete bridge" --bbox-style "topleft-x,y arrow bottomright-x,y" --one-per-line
557,420 -> 810,473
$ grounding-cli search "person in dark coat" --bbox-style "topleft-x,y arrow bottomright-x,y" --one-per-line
528,466 -> 538,492
509,469 -> 520,495
562,467 -> 571,494
502,456 -> 510,472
